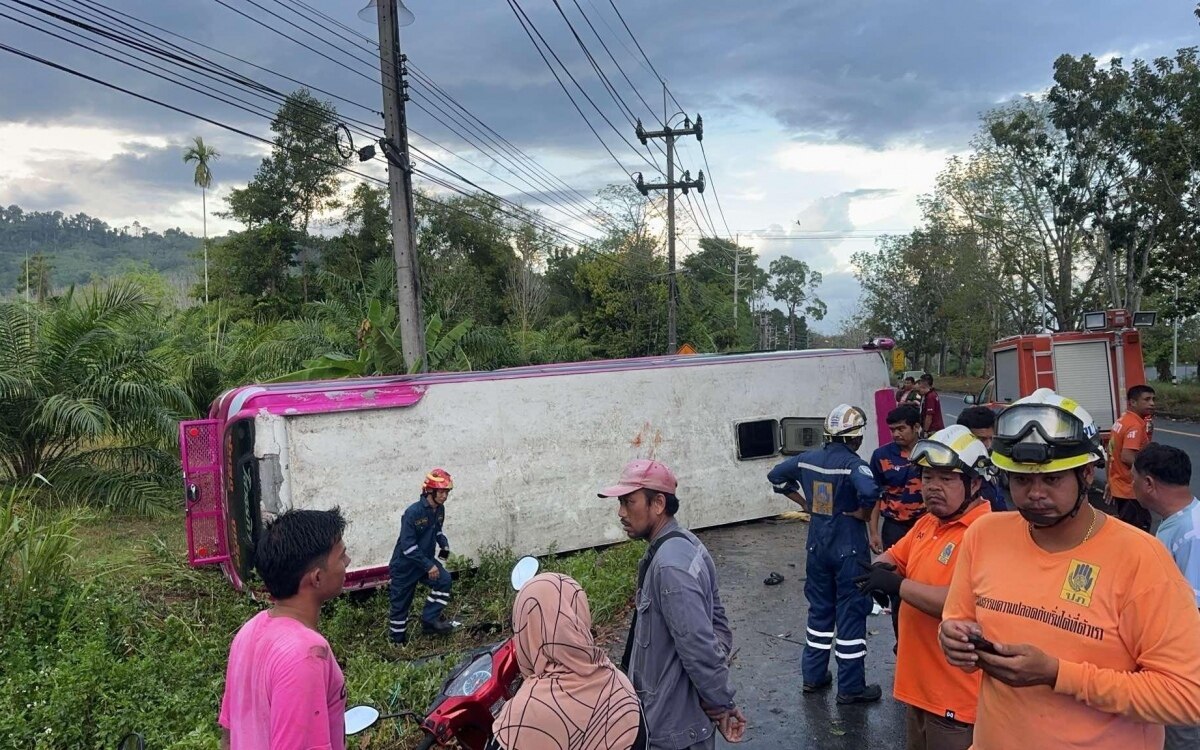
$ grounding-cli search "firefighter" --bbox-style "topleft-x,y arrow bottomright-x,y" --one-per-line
768,404 -> 883,704
388,468 -> 459,645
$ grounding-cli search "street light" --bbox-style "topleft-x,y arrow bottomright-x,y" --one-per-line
358,0 -> 414,26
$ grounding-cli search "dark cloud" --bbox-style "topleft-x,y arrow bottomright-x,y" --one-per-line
1,0 -> 1189,159
0,0 -> 1190,246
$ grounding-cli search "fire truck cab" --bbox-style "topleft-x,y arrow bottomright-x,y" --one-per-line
965,309 -> 1154,436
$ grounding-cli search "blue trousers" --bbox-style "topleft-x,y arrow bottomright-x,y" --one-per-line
388,560 -> 451,641
802,543 -> 871,696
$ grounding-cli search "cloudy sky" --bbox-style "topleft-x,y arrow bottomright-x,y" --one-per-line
0,0 -> 1193,329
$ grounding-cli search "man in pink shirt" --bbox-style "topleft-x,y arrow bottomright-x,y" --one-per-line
219,508 -> 351,750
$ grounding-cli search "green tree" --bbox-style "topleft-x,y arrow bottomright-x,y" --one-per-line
182,136 -> 219,304
768,255 -> 825,349
0,284 -> 192,513
224,90 -> 347,301
417,193 -> 519,326
207,224 -> 300,319
321,183 -> 391,285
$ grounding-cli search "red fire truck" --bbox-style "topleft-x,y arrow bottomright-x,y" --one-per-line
964,308 -> 1156,436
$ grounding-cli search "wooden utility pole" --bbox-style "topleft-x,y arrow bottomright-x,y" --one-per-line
634,111 -> 704,353
374,0 -> 426,371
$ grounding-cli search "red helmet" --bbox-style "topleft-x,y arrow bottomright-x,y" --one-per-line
422,468 -> 454,492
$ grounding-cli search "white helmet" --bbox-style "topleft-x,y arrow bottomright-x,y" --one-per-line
991,388 -> 1104,474
824,403 -> 867,439
910,425 -> 990,479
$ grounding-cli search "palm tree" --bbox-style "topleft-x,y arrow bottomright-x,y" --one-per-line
0,283 -> 193,513
183,137 -> 219,304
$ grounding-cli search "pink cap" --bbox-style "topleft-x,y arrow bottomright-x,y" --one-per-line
598,459 -> 678,498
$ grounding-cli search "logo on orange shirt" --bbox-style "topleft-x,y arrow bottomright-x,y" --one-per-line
1060,559 -> 1100,607
937,542 -> 956,565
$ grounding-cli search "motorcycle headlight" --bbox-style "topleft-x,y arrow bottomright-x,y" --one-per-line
444,653 -> 493,697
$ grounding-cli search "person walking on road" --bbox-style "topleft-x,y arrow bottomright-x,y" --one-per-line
599,459 -> 746,749
856,425 -> 991,750
768,404 -> 883,705
1107,385 -> 1157,532
939,388 -> 1200,750
387,468 -> 459,645
1133,443 -> 1200,750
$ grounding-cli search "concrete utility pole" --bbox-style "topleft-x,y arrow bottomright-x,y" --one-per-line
634,111 -> 704,353
373,0 -> 426,371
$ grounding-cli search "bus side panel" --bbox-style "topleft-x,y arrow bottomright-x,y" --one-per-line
181,419 -> 230,567
258,351 -> 888,583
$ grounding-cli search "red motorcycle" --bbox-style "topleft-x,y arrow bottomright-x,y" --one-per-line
347,557 -> 540,750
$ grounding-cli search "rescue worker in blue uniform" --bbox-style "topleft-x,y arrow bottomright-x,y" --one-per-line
388,468 -> 460,645
768,404 -> 883,704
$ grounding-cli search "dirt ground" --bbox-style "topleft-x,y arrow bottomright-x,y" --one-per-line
687,518 -> 908,748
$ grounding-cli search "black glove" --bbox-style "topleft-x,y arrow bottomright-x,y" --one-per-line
853,561 -> 903,598
437,547 -> 450,561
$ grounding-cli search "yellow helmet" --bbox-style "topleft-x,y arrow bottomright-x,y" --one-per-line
990,389 -> 1104,474
911,425 -> 990,479
824,403 -> 867,439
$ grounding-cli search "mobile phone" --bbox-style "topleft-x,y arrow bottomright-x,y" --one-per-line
967,632 -> 998,655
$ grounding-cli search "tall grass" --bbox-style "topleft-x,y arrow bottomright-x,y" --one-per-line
0,485 -> 87,628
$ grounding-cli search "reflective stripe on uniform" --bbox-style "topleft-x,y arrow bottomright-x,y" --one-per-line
797,463 -> 852,475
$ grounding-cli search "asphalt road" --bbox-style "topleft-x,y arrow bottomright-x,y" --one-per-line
695,519 -> 905,749
942,392 -> 1200,496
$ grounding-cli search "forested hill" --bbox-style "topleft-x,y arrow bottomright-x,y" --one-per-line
0,205 -> 199,293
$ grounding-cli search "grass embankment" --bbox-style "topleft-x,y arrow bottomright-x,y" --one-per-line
1150,381 -> 1200,421
932,375 -> 987,396
1,510 -> 642,750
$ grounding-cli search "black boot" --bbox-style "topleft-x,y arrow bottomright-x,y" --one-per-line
836,684 -> 883,705
421,616 -> 459,636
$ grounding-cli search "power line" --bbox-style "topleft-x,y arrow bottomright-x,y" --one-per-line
568,0 -> 661,126
408,96 -> 603,233
64,0 -> 383,118
205,0 -> 378,85
698,140 -> 733,237
546,0 -> 670,175
407,64 -> 615,224
25,0 -> 604,243
597,1 -> 737,243
251,0 -> 619,230
0,39 -> 386,185
506,0 -> 656,174
4,1 -> 389,160
606,0 -> 683,112
0,36 -> 594,250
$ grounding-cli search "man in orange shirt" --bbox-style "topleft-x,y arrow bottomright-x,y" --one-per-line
1107,384 -> 1156,532
939,388 -> 1200,750
855,425 -> 990,750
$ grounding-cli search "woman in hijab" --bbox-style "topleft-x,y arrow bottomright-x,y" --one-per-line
489,572 -> 645,750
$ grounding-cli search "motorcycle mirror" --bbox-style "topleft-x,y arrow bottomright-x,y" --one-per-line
118,733 -> 145,750
344,705 -> 381,736
511,556 -> 540,591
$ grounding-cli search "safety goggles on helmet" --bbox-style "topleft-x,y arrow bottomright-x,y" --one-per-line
990,399 -> 1103,473
995,404 -> 1093,445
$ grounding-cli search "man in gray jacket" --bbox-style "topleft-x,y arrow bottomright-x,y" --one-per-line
599,459 -> 746,749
